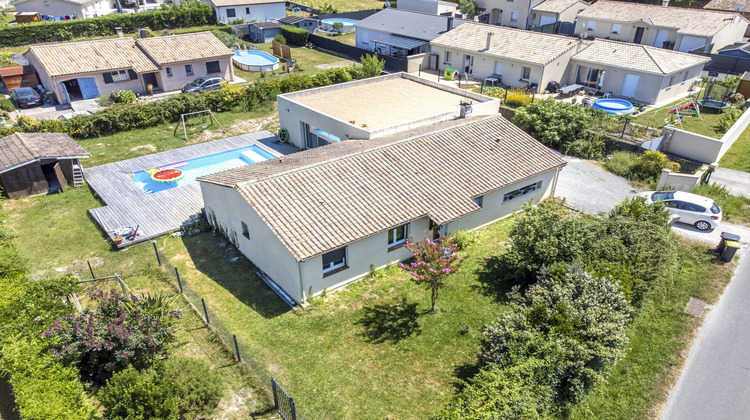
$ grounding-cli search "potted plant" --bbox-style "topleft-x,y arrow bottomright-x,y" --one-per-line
113,235 -> 124,245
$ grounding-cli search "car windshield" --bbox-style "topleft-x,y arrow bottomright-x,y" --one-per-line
710,203 -> 721,214
651,192 -> 674,201
190,78 -> 205,87
15,88 -> 36,98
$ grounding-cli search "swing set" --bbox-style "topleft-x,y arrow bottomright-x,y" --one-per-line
174,109 -> 226,141
666,98 -> 701,129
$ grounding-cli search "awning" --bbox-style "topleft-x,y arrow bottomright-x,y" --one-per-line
372,35 -> 426,50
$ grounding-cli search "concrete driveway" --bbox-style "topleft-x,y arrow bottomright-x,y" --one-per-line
710,167 -> 750,199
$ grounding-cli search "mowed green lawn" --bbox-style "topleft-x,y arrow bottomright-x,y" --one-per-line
632,97 -> 731,139
233,43 -> 353,83
719,123 -> 750,172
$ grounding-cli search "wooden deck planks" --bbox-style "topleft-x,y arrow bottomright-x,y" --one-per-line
84,133 -> 298,247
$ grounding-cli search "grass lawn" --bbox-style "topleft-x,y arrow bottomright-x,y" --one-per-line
566,238 -> 737,419
315,30 -> 356,46
79,103 -> 279,167
295,0 -> 385,11
632,97 -> 732,138
233,43 -> 352,83
693,183 -> 750,226
719,122 -> 750,172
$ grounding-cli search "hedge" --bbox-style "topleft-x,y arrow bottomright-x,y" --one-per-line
281,26 -> 310,46
0,55 -> 384,139
0,1 -> 215,47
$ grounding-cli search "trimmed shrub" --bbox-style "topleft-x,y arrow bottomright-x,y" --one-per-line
273,33 -> 286,44
604,151 -> 639,179
162,357 -> 224,419
98,368 -> 179,420
0,97 -> 14,112
111,89 -> 137,104
281,25 -> 309,45
604,150 -> 679,182
211,28 -> 238,47
0,1 -> 215,47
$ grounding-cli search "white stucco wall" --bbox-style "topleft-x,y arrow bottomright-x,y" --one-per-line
157,57 -> 234,92
213,1 -> 285,24
355,27 -> 390,51
706,16 -> 748,53
397,0 -> 457,15
478,0 -> 546,29
200,181 -> 306,303
14,0 -> 113,17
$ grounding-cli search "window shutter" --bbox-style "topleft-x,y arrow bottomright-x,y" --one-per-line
206,61 -> 221,74
103,72 -> 113,84
128,69 -> 138,80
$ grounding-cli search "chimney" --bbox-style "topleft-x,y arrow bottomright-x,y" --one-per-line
486,32 -> 494,50
114,27 -> 123,38
447,16 -> 454,31
662,0 -> 669,6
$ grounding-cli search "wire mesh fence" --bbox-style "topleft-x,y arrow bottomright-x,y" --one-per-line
148,240 -> 301,420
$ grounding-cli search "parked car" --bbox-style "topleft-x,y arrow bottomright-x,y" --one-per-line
181,77 -> 225,93
58,110 -> 91,120
638,190 -> 722,231
9,87 -> 42,108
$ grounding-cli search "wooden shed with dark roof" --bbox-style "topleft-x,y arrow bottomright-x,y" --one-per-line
0,133 -> 90,198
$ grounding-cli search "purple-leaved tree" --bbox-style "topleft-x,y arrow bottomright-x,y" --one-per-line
399,234 -> 461,312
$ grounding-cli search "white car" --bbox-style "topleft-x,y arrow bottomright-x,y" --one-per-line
639,191 -> 722,231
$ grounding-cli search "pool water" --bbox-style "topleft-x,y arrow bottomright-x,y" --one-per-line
130,145 -> 275,194
232,50 -> 280,72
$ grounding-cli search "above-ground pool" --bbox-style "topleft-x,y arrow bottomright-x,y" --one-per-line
232,50 -> 280,72
321,18 -> 357,33
129,145 -> 275,194
592,98 -> 635,115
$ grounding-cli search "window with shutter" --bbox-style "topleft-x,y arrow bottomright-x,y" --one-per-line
103,72 -> 113,84
128,69 -> 138,80
206,61 -> 221,74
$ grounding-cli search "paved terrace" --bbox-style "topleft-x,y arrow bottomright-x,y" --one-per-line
85,132 -> 298,247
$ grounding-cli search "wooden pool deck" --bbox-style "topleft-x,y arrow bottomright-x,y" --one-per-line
85,132 -> 299,248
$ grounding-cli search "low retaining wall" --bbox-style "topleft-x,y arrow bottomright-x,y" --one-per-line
656,165 -> 711,192
662,107 -> 750,164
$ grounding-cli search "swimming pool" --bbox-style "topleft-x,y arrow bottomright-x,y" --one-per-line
321,18 -> 357,33
129,145 -> 275,194
232,50 -> 280,72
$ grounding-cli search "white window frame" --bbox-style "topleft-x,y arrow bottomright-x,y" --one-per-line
503,181 -> 543,203
166,67 -> 173,77
185,64 -> 193,75
444,50 -> 452,64
586,20 -> 596,31
510,11 -> 518,22
610,23 -> 621,34
111,70 -> 128,82
521,66 -> 531,81
387,224 -> 408,249
322,247 -> 347,274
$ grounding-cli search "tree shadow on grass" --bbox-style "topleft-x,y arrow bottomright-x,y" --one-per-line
472,254 -> 524,304
355,298 -> 422,344
451,358 -> 484,391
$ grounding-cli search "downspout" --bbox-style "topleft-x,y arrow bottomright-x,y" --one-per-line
297,259 -> 305,305
539,62 -> 545,94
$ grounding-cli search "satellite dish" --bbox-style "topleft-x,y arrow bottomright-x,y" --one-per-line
736,3 -> 744,11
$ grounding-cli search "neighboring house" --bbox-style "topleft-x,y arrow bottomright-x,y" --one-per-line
574,0 -> 748,53
276,72 -> 500,149
717,42 -> 750,57
354,8 -> 466,57
12,0 -> 114,19
430,21 -> 579,92
248,20 -> 282,43
477,0 -> 546,29
204,0 -> 285,24
137,32 -> 235,92
568,39 -> 709,104
0,133 -> 89,199
529,0 -> 588,34
26,32 -> 233,104
0,66 -> 39,91
397,0 -> 457,15
278,15 -> 318,32
197,115 -> 567,304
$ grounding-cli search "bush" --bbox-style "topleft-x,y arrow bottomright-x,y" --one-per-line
281,25 -> 309,45
111,89 -> 137,104
716,107 -> 742,133
450,230 -> 478,250
211,28 -> 238,48
604,150 -> 679,182
562,135 -> 605,159
505,88 -> 532,107
604,151 -> 639,179
44,290 -> 182,383
162,357 -> 224,419
513,99 -> 592,151
0,97 -> 14,112
274,33 -> 286,44
693,182 -> 750,223
0,1 -> 215,47
98,368 -> 179,420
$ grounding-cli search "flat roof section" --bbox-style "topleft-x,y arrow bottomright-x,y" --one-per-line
288,76 -> 479,131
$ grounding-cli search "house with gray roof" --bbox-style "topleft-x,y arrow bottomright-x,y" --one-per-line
354,8 -> 466,57
198,114 -> 566,304
0,133 -> 89,198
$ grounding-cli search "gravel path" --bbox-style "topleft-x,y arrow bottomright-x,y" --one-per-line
555,157 -> 639,215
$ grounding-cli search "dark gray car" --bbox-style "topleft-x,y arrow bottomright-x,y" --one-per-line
10,87 -> 42,108
181,77 -> 225,93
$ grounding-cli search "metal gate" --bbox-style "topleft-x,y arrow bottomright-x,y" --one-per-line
271,377 -> 297,420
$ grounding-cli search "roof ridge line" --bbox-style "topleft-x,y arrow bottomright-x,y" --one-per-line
14,133 -> 37,159
234,116 -> 495,189
642,45 -> 666,74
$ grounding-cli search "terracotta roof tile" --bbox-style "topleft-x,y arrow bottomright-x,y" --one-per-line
200,115 -> 566,261
532,0 -> 588,14
136,31 -> 233,65
573,38 -> 710,74
27,38 -> 158,77
705,0 -> 750,12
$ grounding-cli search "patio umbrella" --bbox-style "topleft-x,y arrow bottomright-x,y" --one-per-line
598,71 -> 606,89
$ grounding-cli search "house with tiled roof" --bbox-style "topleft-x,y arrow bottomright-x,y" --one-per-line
204,0 -> 285,24
574,0 -> 748,53
197,114 -> 566,304
26,32 -> 233,105
12,0 -> 115,20
0,133 -> 89,198
529,0 -> 589,34
430,21 -> 580,92
568,38 -> 710,104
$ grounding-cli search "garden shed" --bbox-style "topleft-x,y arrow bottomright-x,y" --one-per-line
0,133 -> 89,198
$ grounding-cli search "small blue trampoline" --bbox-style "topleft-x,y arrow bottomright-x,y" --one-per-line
592,98 -> 635,115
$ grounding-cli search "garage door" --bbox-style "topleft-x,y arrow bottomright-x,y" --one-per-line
679,36 -> 708,53
77,77 -> 99,100
539,15 -> 556,26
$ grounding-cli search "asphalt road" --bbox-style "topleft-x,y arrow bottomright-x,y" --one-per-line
661,250 -> 750,420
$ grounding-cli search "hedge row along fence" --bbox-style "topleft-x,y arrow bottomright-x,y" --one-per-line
281,25 -> 310,46
0,2 -> 216,47
3,57 -> 385,140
